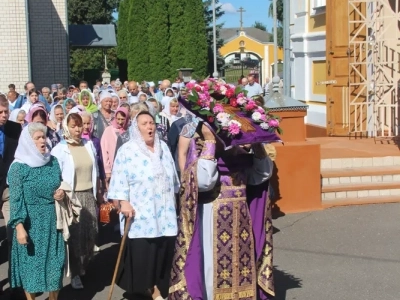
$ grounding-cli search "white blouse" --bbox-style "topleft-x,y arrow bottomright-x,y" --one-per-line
108,140 -> 180,239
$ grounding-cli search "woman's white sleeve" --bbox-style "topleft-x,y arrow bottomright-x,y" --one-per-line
246,156 -> 274,186
197,159 -> 218,192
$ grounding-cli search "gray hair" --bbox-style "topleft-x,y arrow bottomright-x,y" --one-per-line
118,90 -> 128,98
27,122 -> 47,137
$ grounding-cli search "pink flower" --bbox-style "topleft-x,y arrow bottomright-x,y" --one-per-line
245,100 -> 257,111
213,103 -> 224,114
186,82 -> 195,90
225,89 -> 235,98
260,114 -> 267,122
237,93 -> 244,99
256,106 -> 265,114
228,120 -> 241,136
268,119 -> 280,128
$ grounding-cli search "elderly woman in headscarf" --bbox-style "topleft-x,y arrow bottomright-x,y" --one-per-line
159,98 -> 182,135
92,92 -> 115,139
110,93 -> 120,111
138,92 -> 148,103
117,90 -> 129,104
51,112 -> 102,290
48,104 -> 64,136
108,111 -> 180,300
26,105 -> 60,150
160,88 -> 175,107
8,123 -> 65,300
62,98 -> 76,115
9,109 -> 26,126
100,107 -> 130,189
79,90 -> 98,114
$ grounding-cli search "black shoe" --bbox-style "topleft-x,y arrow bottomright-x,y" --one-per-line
10,289 -> 27,300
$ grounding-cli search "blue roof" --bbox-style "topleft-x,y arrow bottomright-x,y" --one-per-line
69,24 -> 117,48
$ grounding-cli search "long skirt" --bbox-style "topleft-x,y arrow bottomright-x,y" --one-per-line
117,236 -> 176,298
69,190 -> 98,277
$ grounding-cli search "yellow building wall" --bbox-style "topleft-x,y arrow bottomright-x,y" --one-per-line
309,13 -> 326,32
312,60 -> 327,95
219,35 -> 283,67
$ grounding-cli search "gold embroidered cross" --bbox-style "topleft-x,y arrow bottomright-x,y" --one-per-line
241,267 -> 251,277
220,231 -> 231,243
220,206 -> 231,218
221,269 -> 231,280
220,256 -> 230,268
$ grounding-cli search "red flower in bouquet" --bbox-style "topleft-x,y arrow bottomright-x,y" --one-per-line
225,88 -> 235,98
208,116 -> 215,123
229,97 -> 238,107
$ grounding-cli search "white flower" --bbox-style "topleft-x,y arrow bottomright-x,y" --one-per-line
251,112 -> 262,122
228,120 -> 242,128
260,122 -> 270,130
237,97 -> 247,105
216,112 -> 231,127
220,86 -> 227,95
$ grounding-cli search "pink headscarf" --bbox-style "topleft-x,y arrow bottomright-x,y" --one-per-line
25,105 -> 47,123
111,107 -> 129,134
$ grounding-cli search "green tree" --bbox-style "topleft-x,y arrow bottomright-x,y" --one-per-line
253,21 -> 267,31
68,0 -> 120,83
203,0 -> 225,76
268,0 -> 284,46
127,0 -> 149,80
145,0 -> 170,81
268,0 -> 284,24
183,0 -> 209,78
117,0 -> 130,60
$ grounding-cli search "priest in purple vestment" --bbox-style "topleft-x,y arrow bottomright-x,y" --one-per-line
169,123 -> 275,300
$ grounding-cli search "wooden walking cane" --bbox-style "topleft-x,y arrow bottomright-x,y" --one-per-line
108,216 -> 132,300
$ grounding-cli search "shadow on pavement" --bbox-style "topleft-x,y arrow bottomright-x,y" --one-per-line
58,243 -> 119,300
273,266 -> 302,300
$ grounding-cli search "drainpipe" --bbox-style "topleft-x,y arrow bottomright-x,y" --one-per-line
283,0 -> 291,97
65,0 -> 70,86
25,0 -> 32,80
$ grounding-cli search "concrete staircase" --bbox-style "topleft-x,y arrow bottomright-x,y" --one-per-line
321,156 -> 400,207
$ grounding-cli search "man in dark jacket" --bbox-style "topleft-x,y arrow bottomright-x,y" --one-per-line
0,95 -> 23,298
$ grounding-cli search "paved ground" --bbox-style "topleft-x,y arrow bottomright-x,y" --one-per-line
1,203 -> 399,300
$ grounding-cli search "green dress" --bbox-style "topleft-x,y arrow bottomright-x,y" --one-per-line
8,156 -> 65,293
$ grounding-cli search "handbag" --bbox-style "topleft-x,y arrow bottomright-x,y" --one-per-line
99,202 -> 115,224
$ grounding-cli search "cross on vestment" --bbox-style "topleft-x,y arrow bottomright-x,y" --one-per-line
237,7 -> 246,30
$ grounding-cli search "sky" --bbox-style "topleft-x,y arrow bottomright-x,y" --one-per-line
113,1 -> 273,32
218,1 -> 273,31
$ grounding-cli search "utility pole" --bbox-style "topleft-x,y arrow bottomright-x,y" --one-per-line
212,0 -> 218,78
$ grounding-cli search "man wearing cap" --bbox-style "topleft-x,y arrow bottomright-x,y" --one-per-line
13,81 -> 51,112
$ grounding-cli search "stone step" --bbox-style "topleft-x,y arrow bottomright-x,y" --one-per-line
321,156 -> 400,169
322,195 -> 400,208
322,182 -> 400,201
321,166 -> 400,186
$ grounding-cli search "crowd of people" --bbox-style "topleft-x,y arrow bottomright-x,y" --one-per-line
0,74 -> 276,300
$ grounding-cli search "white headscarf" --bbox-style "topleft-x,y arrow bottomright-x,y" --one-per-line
9,109 -> 24,123
161,88 -> 175,107
130,113 -> 164,178
49,104 -> 64,131
13,123 -> 51,168
160,99 -> 181,123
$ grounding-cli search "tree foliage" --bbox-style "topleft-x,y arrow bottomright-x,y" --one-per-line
183,0 -> 209,78
203,0 -> 225,76
268,0 -> 284,25
68,0 -> 120,83
146,0 -> 170,81
117,0 -> 130,60
252,21 -> 267,32
127,0 -> 149,80
268,0 -> 284,47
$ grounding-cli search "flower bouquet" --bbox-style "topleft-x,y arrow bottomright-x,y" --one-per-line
180,78 -> 282,148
